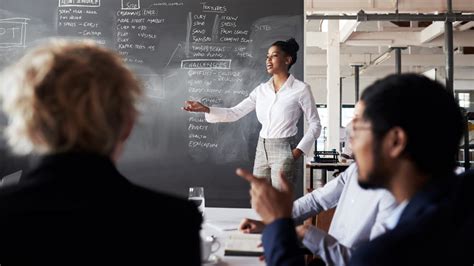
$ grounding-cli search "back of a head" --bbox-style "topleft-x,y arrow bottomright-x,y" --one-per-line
360,73 -> 463,177
0,39 -> 142,156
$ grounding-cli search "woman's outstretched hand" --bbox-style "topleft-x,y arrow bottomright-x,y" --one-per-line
182,101 -> 210,113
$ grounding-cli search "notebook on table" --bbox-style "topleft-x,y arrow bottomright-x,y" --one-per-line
224,233 -> 264,257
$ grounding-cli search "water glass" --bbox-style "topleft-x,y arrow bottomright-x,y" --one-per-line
188,187 -> 205,215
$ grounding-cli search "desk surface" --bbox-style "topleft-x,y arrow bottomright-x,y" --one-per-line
202,207 -> 264,266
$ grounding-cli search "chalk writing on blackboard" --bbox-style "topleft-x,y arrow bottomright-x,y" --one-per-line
58,0 -> 100,8
121,0 -> 140,10
181,59 -> 232,69
0,0 -> 304,207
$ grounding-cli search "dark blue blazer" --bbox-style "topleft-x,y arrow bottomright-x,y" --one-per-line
262,218 -> 305,266
0,152 -> 202,265
350,173 -> 474,266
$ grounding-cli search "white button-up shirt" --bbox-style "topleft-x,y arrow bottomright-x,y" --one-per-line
383,200 -> 408,230
292,163 -> 398,266
205,74 -> 321,154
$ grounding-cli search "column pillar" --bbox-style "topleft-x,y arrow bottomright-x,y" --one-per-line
326,20 -> 340,151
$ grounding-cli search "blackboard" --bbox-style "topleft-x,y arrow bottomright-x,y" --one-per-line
0,0 -> 304,207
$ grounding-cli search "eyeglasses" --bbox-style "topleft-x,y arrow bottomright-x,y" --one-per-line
352,125 -> 372,132
350,119 -> 372,138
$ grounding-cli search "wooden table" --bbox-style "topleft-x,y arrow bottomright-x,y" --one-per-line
306,161 -> 351,188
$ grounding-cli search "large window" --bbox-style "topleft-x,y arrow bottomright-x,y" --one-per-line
457,91 -> 472,110
341,104 -> 355,127
316,104 -> 327,152
314,104 -> 355,152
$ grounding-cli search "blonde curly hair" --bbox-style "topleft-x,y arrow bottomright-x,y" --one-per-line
0,39 -> 142,156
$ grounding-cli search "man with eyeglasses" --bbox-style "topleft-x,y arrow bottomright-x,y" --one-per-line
349,74 -> 470,265
238,101 -> 397,266
239,74 -> 470,266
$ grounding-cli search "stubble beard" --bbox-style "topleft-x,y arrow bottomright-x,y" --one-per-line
358,140 -> 390,190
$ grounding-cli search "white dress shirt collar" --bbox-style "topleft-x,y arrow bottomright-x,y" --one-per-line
384,200 -> 409,230
266,74 -> 296,93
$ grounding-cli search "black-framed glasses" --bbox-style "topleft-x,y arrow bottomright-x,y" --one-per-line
350,118 -> 372,137
352,125 -> 372,132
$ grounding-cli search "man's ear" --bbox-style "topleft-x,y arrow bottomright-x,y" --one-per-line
384,127 -> 407,158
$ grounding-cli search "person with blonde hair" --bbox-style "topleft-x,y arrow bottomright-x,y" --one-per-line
0,39 -> 202,265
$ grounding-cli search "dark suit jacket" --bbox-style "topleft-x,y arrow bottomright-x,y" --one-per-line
349,173 -> 473,266
0,152 -> 202,265
262,218 -> 305,266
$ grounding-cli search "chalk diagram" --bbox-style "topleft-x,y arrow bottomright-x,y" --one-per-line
0,18 -> 29,49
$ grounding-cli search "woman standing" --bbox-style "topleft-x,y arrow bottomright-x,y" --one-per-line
183,38 -> 321,189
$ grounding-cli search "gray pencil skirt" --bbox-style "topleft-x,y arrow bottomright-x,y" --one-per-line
253,136 -> 297,189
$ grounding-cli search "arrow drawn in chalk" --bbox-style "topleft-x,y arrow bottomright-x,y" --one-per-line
165,43 -> 182,68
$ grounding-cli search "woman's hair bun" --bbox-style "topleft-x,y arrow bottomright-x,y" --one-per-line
286,38 -> 299,53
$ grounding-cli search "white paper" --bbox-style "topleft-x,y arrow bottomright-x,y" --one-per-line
206,220 -> 240,231
225,233 -> 263,253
